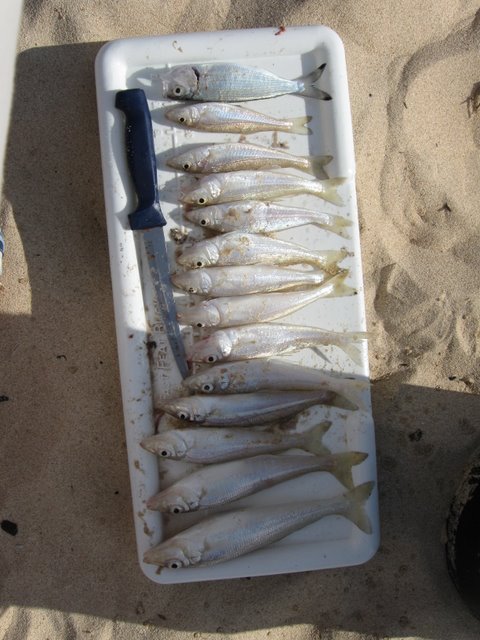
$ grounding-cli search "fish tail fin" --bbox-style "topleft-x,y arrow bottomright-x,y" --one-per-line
331,452 -> 369,489
347,331 -> 369,340
320,177 -> 347,206
303,420 -> 332,455
330,392 -> 358,411
290,115 -> 313,135
321,248 -> 350,274
345,481 -> 375,533
336,378 -> 371,412
339,343 -> 363,367
297,63 -> 332,100
325,214 -> 353,239
306,155 -> 333,178
324,270 -> 357,299
337,331 -> 369,366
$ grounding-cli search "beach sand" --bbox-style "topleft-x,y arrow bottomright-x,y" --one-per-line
1,1 -> 480,638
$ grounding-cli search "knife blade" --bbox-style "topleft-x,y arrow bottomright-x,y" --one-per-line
115,88 -> 189,379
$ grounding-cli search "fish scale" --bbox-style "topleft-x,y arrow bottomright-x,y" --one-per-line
167,143 -> 331,175
182,359 -> 368,409
171,265 -> 330,296
165,102 -> 312,134
146,453 -> 366,512
185,201 -> 351,236
181,171 -> 346,206
161,389 -> 338,427
162,62 -> 331,101
140,422 -> 331,464
176,231 -> 347,271
191,322 -> 367,365
196,66 -> 296,101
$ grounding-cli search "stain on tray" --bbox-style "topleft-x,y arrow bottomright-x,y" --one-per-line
133,460 -> 145,475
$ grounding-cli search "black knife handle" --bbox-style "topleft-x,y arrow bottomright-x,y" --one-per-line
115,89 -> 167,230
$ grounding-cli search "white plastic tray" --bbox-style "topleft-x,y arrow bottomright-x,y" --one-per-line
95,25 -> 379,584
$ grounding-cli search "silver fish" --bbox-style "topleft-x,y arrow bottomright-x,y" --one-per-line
167,143 -> 332,177
161,62 -> 331,101
190,323 -> 367,366
140,422 -> 331,464
177,231 -> 347,272
177,272 -> 354,328
161,389 -> 352,427
183,359 -> 368,410
181,171 -> 345,206
171,265 -> 330,296
147,451 -> 368,512
165,102 -> 313,135
185,201 -> 352,237
143,482 -> 374,568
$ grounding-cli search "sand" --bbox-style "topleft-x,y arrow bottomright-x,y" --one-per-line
1,1 -> 480,638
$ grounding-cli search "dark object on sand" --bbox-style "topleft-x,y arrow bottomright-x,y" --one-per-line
446,450 -> 480,620
1,520 -> 18,536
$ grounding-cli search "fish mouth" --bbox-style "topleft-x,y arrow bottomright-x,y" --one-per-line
165,158 -> 180,169
176,252 -> 189,266
161,402 -> 180,417
180,192 -> 195,204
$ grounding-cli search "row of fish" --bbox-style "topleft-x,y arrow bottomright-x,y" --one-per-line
142,410 -> 373,569
141,61 -> 373,570
144,481 -> 373,569
175,272 -> 353,328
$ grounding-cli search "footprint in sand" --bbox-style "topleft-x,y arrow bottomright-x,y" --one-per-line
374,262 -> 454,356
380,9 -> 480,250
464,82 -> 480,148
372,9 -> 480,367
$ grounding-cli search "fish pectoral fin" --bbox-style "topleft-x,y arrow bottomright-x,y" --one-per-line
312,346 -> 331,362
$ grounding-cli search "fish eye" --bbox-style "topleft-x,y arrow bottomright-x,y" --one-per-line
160,450 -> 169,457
196,322 -> 204,328
167,560 -> 181,569
196,261 -> 203,267
179,116 -> 185,123
178,411 -> 189,420
207,355 -> 217,363
200,219 -> 207,225
198,197 -> 206,205
174,87 -> 182,95
183,163 -> 190,170
172,507 -> 181,514
202,383 -> 214,392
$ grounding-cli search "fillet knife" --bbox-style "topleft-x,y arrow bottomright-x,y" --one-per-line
115,88 -> 189,378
